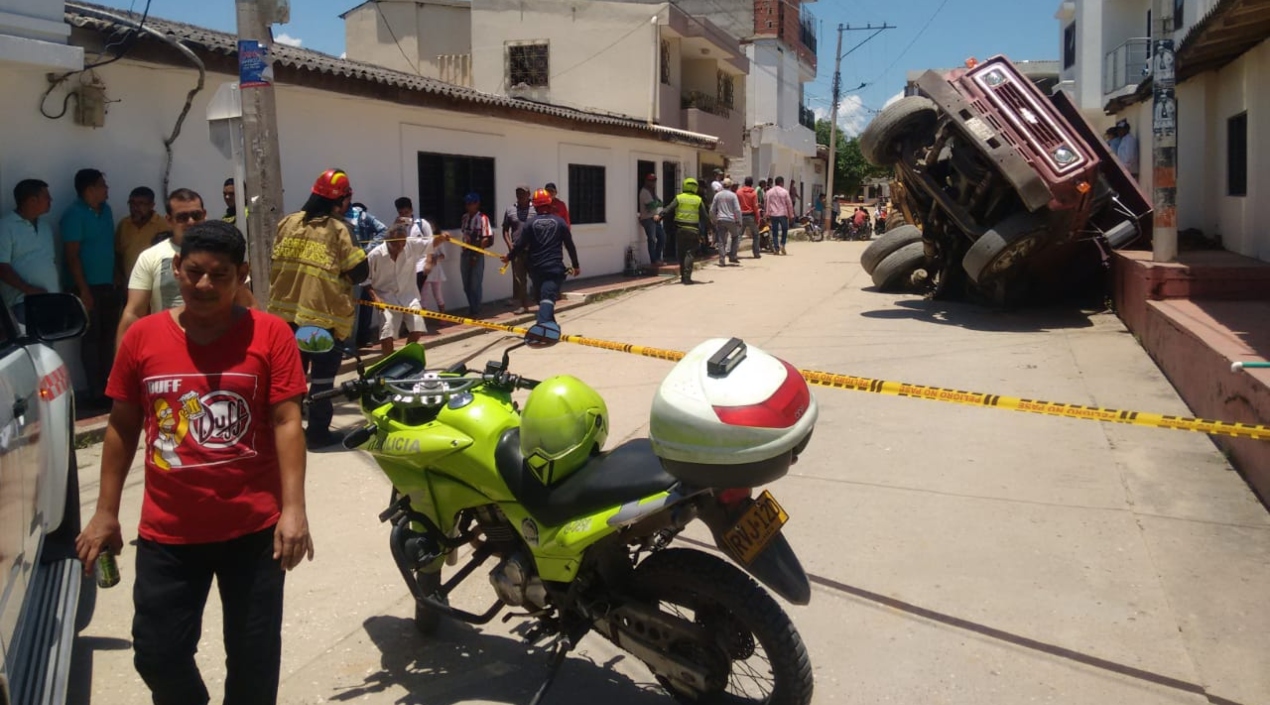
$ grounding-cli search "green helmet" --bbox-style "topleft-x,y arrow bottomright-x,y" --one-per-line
682,177 -> 698,194
520,375 -> 609,485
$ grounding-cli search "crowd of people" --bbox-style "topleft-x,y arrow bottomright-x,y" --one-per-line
0,168 -> 583,413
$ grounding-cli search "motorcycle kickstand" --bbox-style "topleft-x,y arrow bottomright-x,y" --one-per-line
527,636 -> 573,705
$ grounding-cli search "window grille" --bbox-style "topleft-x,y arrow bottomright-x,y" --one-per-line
507,41 -> 549,88
567,164 -> 607,225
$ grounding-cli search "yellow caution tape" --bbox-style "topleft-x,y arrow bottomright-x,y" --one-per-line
360,300 -> 1270,442
379,236 -> 507,265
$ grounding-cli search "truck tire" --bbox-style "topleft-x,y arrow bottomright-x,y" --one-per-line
862,225 -> 923,275
884,210 -> 908,233
871,242 -> 927,291
962,212 -> 1050,284
860,97 -> 938,167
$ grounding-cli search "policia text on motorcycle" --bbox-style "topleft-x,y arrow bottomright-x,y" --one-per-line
653,178 -> 712,285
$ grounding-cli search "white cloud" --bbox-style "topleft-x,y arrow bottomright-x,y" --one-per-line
274,33 -> 303,48
882,91 -> 904,109
339,51 -> 347,60
811,95 -> 872,137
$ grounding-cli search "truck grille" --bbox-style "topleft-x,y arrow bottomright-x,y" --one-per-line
992,82 -> 1064,150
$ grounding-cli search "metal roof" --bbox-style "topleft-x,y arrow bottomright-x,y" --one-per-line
63,1 -> 718,150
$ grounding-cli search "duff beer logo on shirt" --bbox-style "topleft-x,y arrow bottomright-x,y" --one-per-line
189,390 -> 252,448
146,374 -> 258,470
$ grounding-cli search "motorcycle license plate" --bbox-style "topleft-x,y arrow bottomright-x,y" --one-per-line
723,491 -> 789,565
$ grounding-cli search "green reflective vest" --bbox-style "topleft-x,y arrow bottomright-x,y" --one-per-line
674,193 -> 703,225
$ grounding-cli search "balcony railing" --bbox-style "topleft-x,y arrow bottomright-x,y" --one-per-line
800,7 -> 817,54
682,91 -> 731,119
1103,37 -> 1150,95
438,53 -> 472,87
798,104 -> 816,130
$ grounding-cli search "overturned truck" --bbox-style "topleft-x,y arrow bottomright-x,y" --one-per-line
859,56 -> 1152,304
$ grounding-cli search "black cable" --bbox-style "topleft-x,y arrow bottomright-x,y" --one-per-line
374,0 -> 422,75
865,0 -> 951,87
82,0 -> 152,70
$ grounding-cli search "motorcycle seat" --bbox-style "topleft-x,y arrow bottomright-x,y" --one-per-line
495,428 -> 677,527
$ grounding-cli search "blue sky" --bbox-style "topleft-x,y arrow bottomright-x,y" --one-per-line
92,0 -> 1059,135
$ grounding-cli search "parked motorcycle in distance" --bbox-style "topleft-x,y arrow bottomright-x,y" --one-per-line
302,324 -> 818,705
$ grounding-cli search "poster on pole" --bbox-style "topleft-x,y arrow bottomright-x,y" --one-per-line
239,40 -> 273,88
1152,39 -> 1175,136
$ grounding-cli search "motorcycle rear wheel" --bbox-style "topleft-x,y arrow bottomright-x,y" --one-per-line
634,549 -> 813,705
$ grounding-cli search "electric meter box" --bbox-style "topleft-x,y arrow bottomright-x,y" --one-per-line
649,338 -> 817,488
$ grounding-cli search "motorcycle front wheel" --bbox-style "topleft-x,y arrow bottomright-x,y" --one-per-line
634,548 -> 813,705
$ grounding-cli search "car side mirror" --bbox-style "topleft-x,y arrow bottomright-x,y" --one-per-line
23,293 -> 87,342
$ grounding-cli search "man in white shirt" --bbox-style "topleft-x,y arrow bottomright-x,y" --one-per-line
117,188 -> 256,350
1113,119 -> 1139,179
365,218 -> 446,354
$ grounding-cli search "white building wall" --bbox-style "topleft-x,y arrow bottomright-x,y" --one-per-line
739,40 -> 814,185
470,0 -> 662,118
345,2 -> 473,80
0,57 -> 698,389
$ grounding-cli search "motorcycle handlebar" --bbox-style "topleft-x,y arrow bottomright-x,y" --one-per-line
310,380 -> 359,402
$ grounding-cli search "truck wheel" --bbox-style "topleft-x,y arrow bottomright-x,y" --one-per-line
862,225 -> 922,275
860,97 -> 938,167
884,210 -> 908,233
962,212 -> 1050,284
871,242 -> 927,291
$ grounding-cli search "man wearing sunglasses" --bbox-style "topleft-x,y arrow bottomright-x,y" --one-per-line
117,188 -> 255,348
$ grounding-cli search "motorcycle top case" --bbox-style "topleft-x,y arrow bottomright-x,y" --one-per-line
650,338 -> 818,488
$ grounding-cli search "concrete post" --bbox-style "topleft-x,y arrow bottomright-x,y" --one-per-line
235,0 -> 288,303
1151,0 -> 1178,262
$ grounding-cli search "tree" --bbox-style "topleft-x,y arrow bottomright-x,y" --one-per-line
815,118 -> 890,199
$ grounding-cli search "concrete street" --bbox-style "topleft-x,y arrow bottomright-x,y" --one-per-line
70,240 -> 1269,705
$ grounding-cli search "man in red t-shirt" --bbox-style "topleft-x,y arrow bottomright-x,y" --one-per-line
544,181 -> 570,227
77,219 -> 311,705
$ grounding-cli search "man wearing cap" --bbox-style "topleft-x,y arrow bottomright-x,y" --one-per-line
502,186 -> 536,314
459,192 -> 494,317
544,182 -> 570,227
710,178 -> 742,266
1112,119 -> 1139,179
637,173 -> 665,266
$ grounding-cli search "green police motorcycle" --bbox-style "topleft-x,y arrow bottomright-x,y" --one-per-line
305,325 -> 819,704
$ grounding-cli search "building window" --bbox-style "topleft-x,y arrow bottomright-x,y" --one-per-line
1063,23 -> 1076,69
661,160 -> 678,207
567,164 -> 606,225
717,70 -> 735,109
416,152 -> 496,230
507,41 -> 549,88
1173,0 -> 1184,30
1228,112 -> 1247,197
660,40 -> 670,84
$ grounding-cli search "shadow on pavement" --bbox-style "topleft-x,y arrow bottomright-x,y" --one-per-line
329,615 -> 669,705
67,635 -> 133,704
859,298 -> 1097,332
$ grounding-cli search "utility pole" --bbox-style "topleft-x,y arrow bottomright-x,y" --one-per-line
1150,0 -> 1178,262
235,0 -> 288,303
823,23 -> 894,234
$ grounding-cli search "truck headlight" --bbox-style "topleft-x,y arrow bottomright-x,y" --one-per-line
982,70 -> 1007,87
1052,146 -> 1078,165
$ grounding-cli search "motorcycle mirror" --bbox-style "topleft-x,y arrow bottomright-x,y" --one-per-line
296,326 -> 336,354
525,321 -> 561,348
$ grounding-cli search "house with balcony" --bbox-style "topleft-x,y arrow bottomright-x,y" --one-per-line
344,0 -> 748,174
658,0 -> 822,203
1055,0 -> 1270,500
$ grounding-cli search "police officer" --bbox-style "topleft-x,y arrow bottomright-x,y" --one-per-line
654,177 -> 711,285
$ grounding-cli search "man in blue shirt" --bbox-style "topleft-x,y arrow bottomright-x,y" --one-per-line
60,168 -> 118,406
503,189 -> 579,326
0,179 -> 60,325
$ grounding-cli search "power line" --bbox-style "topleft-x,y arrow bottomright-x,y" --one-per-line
864,0 -> 951,87
552,15 -> 653,80
374,0 -> 421,75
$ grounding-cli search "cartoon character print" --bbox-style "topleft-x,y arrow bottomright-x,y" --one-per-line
152,392 -> 202,469
145,374 -> 258,470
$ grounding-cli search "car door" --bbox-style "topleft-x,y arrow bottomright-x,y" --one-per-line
0,307 -> 42,671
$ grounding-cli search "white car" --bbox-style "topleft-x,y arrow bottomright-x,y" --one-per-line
0,294 -> 91,705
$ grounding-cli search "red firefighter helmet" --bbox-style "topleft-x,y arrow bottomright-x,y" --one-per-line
311,169 -> 352,200
531,188 -> 554,210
